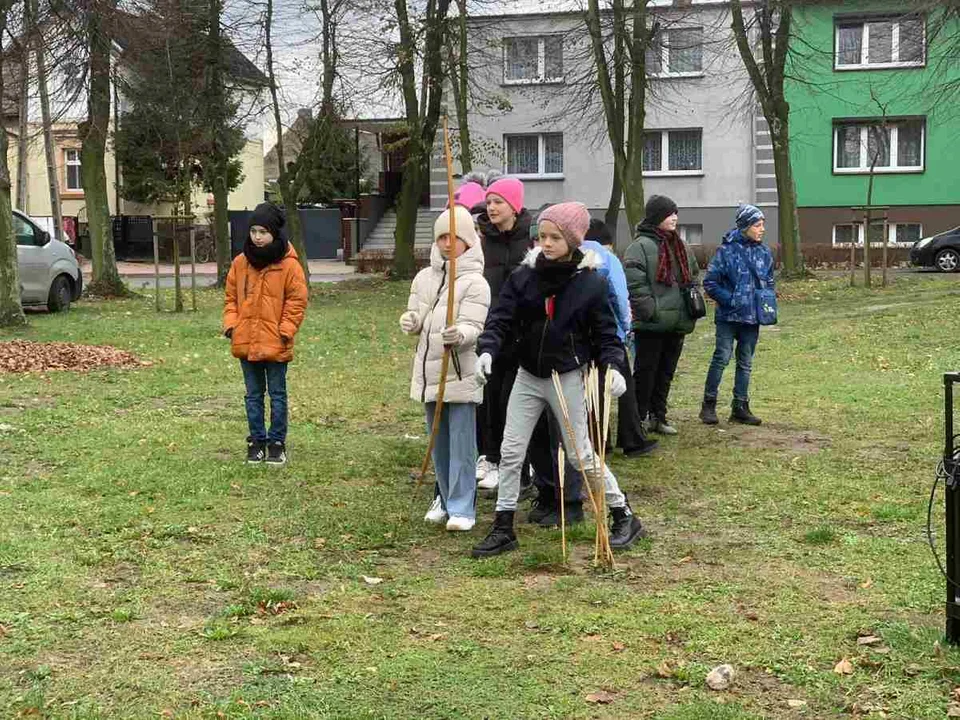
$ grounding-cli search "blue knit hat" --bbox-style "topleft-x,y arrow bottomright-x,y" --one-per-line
735,204 -> 765,230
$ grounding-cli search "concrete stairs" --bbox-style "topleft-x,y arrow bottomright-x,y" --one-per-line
361,208 -> 441,254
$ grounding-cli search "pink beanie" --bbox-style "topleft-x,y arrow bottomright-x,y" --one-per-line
537,202 -> 591,250
450,181 -> 486,211
486,177 -> 525,214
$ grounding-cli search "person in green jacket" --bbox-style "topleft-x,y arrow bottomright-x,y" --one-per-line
623,195 -> 702,435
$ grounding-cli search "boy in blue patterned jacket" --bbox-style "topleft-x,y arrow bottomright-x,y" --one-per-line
700,204 -> 775,426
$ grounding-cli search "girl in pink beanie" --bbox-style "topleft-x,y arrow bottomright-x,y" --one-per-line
470,201 -> 648,558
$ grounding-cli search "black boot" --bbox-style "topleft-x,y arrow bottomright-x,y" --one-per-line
527,488 -> 557,524
699,397 -> 719,425
471,511 -> 519,558
608,505 -> 647,550
623,438 -> 659,458
535,501 -> 585,528
730,399 -> 762,426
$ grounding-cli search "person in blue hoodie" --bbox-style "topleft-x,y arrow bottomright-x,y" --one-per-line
700,204 -> 774,426
582,219 -> 658,457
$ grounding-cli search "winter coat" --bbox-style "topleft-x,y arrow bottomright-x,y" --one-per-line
703,230 -> 775,325
623,226 -> 701,335
476,209 -> 533,309
581,239 -> 631,341
478,247 -> 622,379
223,244 -> 308,363
405,236 -> 491,405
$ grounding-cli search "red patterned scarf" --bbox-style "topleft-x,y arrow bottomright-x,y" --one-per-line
654,228 -> 691,286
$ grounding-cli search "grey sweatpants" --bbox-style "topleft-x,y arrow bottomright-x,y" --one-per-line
495,367 -> 627,512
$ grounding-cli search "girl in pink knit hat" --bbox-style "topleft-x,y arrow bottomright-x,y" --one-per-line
471,201 -> 648,557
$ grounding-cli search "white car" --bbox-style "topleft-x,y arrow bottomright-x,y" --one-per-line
15,210 -> 82,311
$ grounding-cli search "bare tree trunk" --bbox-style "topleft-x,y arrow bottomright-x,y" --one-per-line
731,0 -> 805,277
604,173 -> 622,240
265,0 -> 310,282
392,0 -> 451,279
81,0 -> 125,295
205,0 -> 231,286
0,0 -> 25,325
35,0 -> 62,243
16,2 -> 30,212
448,0 -> 471,173
319,0 -> 340,113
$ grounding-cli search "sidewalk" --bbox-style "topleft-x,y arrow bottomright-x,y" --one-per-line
80,258 -> 356,279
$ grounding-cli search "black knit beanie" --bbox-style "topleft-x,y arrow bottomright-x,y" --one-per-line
643,195 -> 679,227
249,202 -> 285,241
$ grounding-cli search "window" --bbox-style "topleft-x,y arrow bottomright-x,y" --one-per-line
833,119 -> 924,173
642,129 -> 703,174
678,224 -> 703,245
835,16 -> 925,69
832,222 -> 923,246
504,133 -> 563,177
503,36 -> 564,84
65,149 -> 82,191
13,214 -> 36,246
646,28 -> 704,76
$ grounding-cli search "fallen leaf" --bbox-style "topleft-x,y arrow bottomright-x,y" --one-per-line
612,641 -> 626,652
833,658 -> 854,675
655,661 -> 674,678
362,576 -> 384,586
859,578 -> 874,589
585,690 -> 617,704
856,635 -> 882,646
948,702 -> 960,717
903,664 -> 921,677
429,633 -> 446,642
676,556 -> 693,565
786,699 -> 807,709
313,538 -> 327,549
706,664 -> 735,690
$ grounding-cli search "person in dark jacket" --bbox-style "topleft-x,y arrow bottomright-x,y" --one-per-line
472,202 -> 647,558
700,204 -> 774,426
623,195 -> 701,437
474,177 -> 534,491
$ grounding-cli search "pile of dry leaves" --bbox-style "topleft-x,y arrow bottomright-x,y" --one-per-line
0,340 -> 145,373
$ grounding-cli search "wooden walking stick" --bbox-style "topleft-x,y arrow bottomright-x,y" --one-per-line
558,446 -> 567,561
416,115 -> 460,486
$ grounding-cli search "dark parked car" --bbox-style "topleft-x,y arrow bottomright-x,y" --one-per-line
911,226 -> 960,272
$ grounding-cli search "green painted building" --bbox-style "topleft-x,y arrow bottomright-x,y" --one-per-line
786,1 -> 960,248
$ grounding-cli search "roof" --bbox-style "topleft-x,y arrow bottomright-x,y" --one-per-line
112,10 -> 267,87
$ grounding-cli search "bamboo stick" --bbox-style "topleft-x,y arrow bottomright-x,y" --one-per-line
558,446 -> 567,561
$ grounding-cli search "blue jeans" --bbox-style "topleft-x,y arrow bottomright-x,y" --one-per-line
240,360 -> 288,443
704,321 -> 759,402
425,402 -> 477,520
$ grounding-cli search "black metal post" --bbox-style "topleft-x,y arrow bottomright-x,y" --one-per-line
945,372 -> 960,644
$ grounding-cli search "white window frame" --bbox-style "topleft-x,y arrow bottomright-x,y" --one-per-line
642,128 -> 704,177
648,27 -> 705,79
834,17 -> 926,70
831,222 -> 923,247
833,120 -> 925,174
503,133 -> 564,179
64,149 -> 83,191
502,35 -> 565,85
678,223 -> 703,245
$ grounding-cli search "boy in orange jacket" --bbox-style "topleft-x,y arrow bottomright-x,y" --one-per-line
223,203 -> 308,465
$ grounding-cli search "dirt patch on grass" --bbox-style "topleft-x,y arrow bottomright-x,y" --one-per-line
723,423 -> 831,455
0,340 -> 145,373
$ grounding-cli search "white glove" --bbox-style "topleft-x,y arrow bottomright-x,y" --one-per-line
608,367 -> 627,398
441,325 -> 464,346
399,311 -> 420,334
475,353 -> 493,385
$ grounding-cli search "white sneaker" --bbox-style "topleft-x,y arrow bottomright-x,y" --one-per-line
477,464 -> 500,490
475,455 -> 490,481
446,516 -> 476,532
424,496 -> 448,525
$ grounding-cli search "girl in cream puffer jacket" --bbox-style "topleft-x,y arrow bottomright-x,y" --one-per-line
400,205 -> 491,531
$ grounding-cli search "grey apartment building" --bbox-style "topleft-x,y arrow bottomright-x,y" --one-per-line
431,3 -> 777,248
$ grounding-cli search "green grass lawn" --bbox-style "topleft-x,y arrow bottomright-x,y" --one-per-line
2,273 -> 960,719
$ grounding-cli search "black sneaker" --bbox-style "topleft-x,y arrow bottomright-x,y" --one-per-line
623,438 -> 659,458
527,490 -> 557,524
246,438 -> 266,464
535,501 -> 585,528
608,506 -> 648,550
266,441 -> 287,466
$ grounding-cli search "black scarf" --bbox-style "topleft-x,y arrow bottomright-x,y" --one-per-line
243,235 -> 288,270
534,249 -> 583,298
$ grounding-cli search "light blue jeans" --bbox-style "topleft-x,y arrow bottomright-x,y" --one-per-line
425,402 -> 477,520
